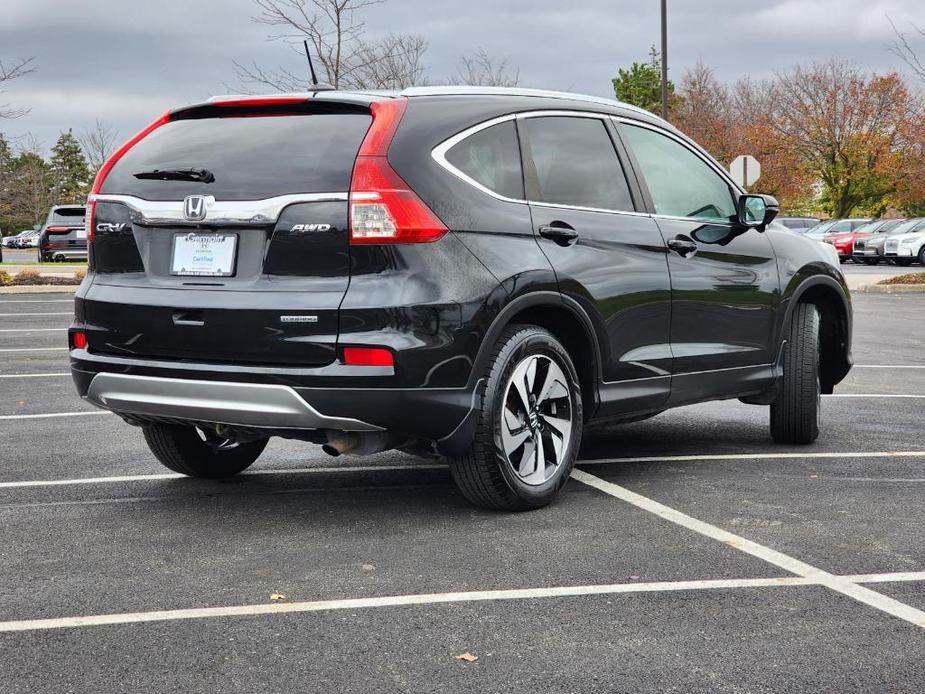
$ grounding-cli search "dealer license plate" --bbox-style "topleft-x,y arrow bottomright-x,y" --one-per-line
171,233 -> 237,277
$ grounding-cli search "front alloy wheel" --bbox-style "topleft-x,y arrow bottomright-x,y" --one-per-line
501,354 -> 573,486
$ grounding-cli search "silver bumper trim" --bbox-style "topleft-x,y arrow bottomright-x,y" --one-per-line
85,373 -> 383,431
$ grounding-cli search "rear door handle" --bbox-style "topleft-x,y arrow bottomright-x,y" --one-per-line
667,236 -> 698,257
538,224 -> 579,246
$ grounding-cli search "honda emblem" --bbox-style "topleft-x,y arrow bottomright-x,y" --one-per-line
183,195 -> 208,221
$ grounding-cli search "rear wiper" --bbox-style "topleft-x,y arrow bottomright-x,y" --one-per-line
133,167 -> 215,183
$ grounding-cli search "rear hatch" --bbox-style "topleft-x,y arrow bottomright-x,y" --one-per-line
86,100 -> 372,366
43,206 -> 86,252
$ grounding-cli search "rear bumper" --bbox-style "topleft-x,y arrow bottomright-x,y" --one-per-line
71,350 -> 480,454
84,372 -> 384,431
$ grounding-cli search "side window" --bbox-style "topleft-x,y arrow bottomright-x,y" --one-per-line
445,120 -> 524,200
622,124 -> 737,222
522,116 -> 634,211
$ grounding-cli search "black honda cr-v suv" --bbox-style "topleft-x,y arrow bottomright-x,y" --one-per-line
70,87 -> 851,510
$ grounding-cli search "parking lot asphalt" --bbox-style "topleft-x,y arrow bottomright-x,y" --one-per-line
1,291 -> 924,693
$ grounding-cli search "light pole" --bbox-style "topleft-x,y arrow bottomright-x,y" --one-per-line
660,0 -> 669,121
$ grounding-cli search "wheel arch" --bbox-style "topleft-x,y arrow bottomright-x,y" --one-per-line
784,275 -> 852,393
471,291 -> 602,420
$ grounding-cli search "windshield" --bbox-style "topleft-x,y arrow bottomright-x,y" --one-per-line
887,219 -> 924,235
804,220 -> 837,238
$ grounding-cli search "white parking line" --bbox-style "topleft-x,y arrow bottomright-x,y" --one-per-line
2,451 -> 924,489
0,570 -> 922,633
0,373 -> 70,379
581,451 -> 925,465
0,328 -> 66,333
0,411 -> 111,421
0,299 -> 73,304
824,394 -> 925,398
0,464 -> 446,489
0,347 -> 67,352
853,365 -> 925,369
0,312 -> 72,317
571,470 -> 925,629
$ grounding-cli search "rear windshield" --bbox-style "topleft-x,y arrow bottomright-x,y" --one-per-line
102,113 -> 372,200
50,207 -> 85,224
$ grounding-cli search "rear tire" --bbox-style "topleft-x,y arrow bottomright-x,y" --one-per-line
143,423 -> 267,478
770,303 -> 820,445
450,325 -> 583,511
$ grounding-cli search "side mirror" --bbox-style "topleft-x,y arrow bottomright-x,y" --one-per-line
737,194 -> 779,230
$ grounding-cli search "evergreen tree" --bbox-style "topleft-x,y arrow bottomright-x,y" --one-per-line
48,129 -> 90,204
612,47 -> 674,115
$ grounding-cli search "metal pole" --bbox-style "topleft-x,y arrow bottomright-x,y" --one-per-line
660,0 -> 669,121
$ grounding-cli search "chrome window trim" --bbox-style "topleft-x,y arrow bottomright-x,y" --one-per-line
432,110 -> 643,215
614,116 -> 743,226
90,192 -> 349,226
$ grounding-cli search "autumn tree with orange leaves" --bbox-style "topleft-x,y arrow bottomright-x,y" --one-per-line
625,58 -> 925,217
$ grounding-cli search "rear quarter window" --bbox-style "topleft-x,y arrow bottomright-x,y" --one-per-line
444,120 -> 524,200
102,113 -> 372,201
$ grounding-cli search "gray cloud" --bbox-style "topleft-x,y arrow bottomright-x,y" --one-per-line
2,0 -> 925,151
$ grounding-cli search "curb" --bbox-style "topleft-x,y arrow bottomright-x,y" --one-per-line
852,284 -> 925,294
0,285 -> 78,294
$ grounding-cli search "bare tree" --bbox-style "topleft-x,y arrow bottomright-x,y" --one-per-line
450,48 -> 519,87
889,16 -> 925,84
78,119 -> 120,174
0,57 -> 36,119
234,0 -> 428,91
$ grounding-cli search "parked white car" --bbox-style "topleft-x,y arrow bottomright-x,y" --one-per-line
883,226 -> 925,266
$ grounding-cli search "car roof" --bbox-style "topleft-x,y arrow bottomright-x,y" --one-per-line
205,86 -> 666,125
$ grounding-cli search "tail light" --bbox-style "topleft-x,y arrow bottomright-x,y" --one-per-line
86,111 -> 172,243
349,99 -> 447,245
45,226 -> 71,234
70,331 -> 87,350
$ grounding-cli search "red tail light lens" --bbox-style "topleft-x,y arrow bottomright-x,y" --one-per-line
349,98 -> 447,245
342,346 -> 394,367
45,226 -> 71,234
71,331 -> 87,350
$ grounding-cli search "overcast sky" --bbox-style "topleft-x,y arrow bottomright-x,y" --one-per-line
3,0 -> 925,151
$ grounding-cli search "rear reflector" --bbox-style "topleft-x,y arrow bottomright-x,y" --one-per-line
342,346 -> 394,367
349,98 -> 447,245
71,331 -> 87,350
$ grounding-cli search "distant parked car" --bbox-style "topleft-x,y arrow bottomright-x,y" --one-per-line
776,216 -> 821,233
16,229 -> 40,248
803,218 -> 872,240
883,219 -> 925,266
851,219 -> 916,265
37,205 -> 87,262
827,218 -> 904,263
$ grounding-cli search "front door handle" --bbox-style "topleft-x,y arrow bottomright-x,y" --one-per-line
538,224 -> 579,246
667,236 -> 698,257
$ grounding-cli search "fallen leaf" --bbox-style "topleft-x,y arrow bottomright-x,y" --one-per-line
455,652 -> 478,663
270,593 -> 286,601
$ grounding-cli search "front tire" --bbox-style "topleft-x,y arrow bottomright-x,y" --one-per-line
450,326 -> 583,511
143,423 -> 267,478
770,303 -> 820,444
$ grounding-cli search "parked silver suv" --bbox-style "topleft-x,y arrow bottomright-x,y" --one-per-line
883,219 -> 925,266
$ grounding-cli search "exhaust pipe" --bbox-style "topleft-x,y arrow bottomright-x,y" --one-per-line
321,431 -> 405,457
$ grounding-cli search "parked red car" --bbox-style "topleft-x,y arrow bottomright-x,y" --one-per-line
824,219 -> 901,263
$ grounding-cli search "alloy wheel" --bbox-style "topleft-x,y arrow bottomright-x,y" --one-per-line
500,354 -> 572,486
